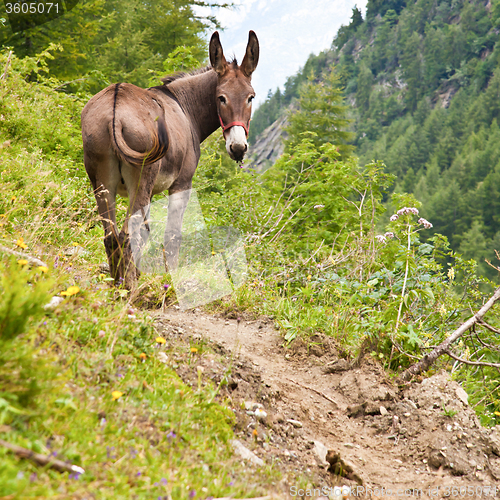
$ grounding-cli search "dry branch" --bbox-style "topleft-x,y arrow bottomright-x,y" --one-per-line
398,286 -> 500,382
0,439 -> 84,475
444,350 -> 500,369
478,319 -> 500,336
0,245 -> 48,268
1,51 -> 12,81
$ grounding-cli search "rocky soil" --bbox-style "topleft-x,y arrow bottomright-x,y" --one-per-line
153,308 -> 500,499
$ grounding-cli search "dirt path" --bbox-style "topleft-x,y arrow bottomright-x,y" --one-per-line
153,308 -> 500,499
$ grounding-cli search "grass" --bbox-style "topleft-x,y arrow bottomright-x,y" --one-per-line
0,50 -> 283,499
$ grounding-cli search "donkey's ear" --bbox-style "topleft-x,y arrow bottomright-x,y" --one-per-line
241,31 -> 259,78
209,31 -> 227,76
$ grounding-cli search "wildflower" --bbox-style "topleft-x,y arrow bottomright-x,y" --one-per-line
15,237 -> 27,249
190,347 -> 198,353
307,275 -> 312,280
439,304 -> 447,316
111,390 -> 123,401
397,207 -> 419,216
418,217 -> 433,229
389,214 -> 399,221
447,267 -> 455,281
188,490 -> 196,498
11,195 -> 16,203
163,284 -> 170,290
375,235 -> 387,243
38,266 -> 48,273
17,259 -> 28,266
60,285 -> 80,297
384,232 -> 394,239
155,337 -> 166,344
140,353 -> 147,361
314,204 -> 325,210
99,273 -> 106,279
166,431 -> 176,439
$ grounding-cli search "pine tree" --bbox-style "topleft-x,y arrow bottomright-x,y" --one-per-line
285,70 -> 353,158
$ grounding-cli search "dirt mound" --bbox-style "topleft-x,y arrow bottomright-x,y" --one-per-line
153,308 -> 500,499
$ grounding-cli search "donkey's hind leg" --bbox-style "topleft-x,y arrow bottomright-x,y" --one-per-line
163,189 -> 191,271
121,162 -> 159,289
85,152 -> 125,284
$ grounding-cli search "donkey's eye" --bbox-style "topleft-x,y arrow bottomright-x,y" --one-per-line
248,95 -> 255,104
218,95 -> 227,104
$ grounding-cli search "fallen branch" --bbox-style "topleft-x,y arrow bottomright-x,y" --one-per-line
444,350 -> 500,369
0,439 -> 84,475
398,286 -> 500,382
0,245 -> 48,268
478,319 -> 500,336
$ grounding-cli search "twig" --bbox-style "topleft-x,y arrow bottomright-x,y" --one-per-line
0,245 -> 48,267
478,319 -> 500,335
444,350 -> 500,369
398,286 -> 500,381
288,378 -> 339,408
1,51 -> 12,81
0,439 -> 84,475
53,77 -> 87,90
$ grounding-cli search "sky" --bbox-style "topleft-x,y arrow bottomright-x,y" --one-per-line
196,0 -> 368,106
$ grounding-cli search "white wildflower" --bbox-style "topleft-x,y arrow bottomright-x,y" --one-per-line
397,207 -> 419,216
389,214 -> 399,221
375,234 -> 387,243
384,232 -> 394,239
314,204 -> 325,210
418,217 -> 433,229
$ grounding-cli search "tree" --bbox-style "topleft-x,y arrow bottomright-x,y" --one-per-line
285,70 -> 353,157
1,0 -> 217,91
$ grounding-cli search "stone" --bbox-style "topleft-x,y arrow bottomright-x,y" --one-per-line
231,439 -> 264,467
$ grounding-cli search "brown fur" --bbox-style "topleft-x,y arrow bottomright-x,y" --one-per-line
81,31 -> 259,289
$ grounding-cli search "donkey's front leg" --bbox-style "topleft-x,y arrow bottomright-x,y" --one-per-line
164,189 -> 191,271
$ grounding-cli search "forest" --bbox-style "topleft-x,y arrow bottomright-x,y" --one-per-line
1,0 -> 500,497
250,0 -> 500,279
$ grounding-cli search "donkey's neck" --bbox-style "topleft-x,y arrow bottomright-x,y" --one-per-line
167,69 -> 220,143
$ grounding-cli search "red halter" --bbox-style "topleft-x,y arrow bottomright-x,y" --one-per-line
218,114 -> 250,137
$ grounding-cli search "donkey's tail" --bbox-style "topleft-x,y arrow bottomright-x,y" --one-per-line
110,83 -> 169,167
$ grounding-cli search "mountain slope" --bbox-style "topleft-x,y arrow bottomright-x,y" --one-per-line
250,0 -> 500,277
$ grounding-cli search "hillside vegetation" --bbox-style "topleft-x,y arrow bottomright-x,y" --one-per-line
251,0 -> 500,279
2,1 -> 500,496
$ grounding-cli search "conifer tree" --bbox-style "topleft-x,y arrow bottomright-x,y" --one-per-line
284,70 -> 353,158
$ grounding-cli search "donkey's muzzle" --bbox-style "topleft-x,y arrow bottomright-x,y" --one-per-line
225,125 -> 248,162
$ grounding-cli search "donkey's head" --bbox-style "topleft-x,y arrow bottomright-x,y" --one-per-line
210,31 -> 259,162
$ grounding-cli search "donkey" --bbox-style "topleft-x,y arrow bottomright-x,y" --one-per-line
81,31 -> 259,288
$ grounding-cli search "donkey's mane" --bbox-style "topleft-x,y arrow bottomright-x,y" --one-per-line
160,59 -> 238,86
